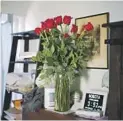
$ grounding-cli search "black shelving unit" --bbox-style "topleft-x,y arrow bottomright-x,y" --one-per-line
10,61 -> 36,64
1,30 -> 41,120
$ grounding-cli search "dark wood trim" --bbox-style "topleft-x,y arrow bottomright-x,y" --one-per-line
108,44 -> 121,119
103,21 -> 123,120
105,39 -> 123,45
121,45 -> 123,74
24,109 -> 75,120
120,45 -> 123,119
102,21 -> 123,28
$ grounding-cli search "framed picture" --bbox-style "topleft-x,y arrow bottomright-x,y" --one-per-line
75,12 -> 109,69
81,89 -> 109,116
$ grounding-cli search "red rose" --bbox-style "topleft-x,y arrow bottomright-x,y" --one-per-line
63,15 -> 72,25
34,27 -> 41,35
71,24 -> 78,33
84,22 -> 94,31
41,22 -> 47,30
45,19 -> 56,29
54,16 -> 62,25
64,33 -> 70,38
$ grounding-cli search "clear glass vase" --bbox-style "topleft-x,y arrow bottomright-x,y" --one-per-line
54,74 -> 70,112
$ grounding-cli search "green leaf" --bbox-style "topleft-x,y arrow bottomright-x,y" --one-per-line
32,56 -> 37,62
46,57 -> 54,66
61,40 -> 65,50
51,45 -> 55,54
38,66 -> 43,71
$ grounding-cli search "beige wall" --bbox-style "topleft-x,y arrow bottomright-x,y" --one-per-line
25,1 -> 123,30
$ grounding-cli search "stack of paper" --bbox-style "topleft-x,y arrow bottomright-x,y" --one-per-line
4,108 -> 22,120
4,114 -> 15,120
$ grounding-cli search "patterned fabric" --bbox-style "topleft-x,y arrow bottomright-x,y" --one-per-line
6,73 -> 34,93
22,87 -> 44,114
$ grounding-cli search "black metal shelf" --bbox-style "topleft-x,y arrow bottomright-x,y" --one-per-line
10,61 -> 36,64
11,90 -> 24,95
2,29 -> 41,120
12,30 -> 39,39
11,90 -> 34,95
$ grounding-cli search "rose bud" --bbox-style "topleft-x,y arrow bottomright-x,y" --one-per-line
71,24 -> 78,33
64,33 -> 70,38
84,22 -> 94,31
34,27 -> 41,35
63,15 -> 72,25
41,22 -> 47,30
45,19 -> 56,29
54,16 -> 62,25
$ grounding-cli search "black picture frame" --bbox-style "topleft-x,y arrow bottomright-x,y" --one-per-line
75,12 -> 109,69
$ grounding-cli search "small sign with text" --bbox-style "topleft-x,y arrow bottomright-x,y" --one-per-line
84,93 -> 104,111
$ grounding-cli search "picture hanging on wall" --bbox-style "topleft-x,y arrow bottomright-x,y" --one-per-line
75,12 -> 109,69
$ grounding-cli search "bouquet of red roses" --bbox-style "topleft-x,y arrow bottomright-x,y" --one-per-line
33,15 -> 95,82
35,15 -> 93,39
33,15 -> 96,112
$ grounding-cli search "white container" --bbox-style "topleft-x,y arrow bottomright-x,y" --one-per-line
74,92 -> 80,102
44,87 -> 55,110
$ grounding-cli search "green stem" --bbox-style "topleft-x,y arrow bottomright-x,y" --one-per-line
40,33 -> 45,39
44,31 -> 49,42
60,25 -> 64,34
54,74 -> 70,112
65,25 -> 69,33
50,30 -> 54,38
